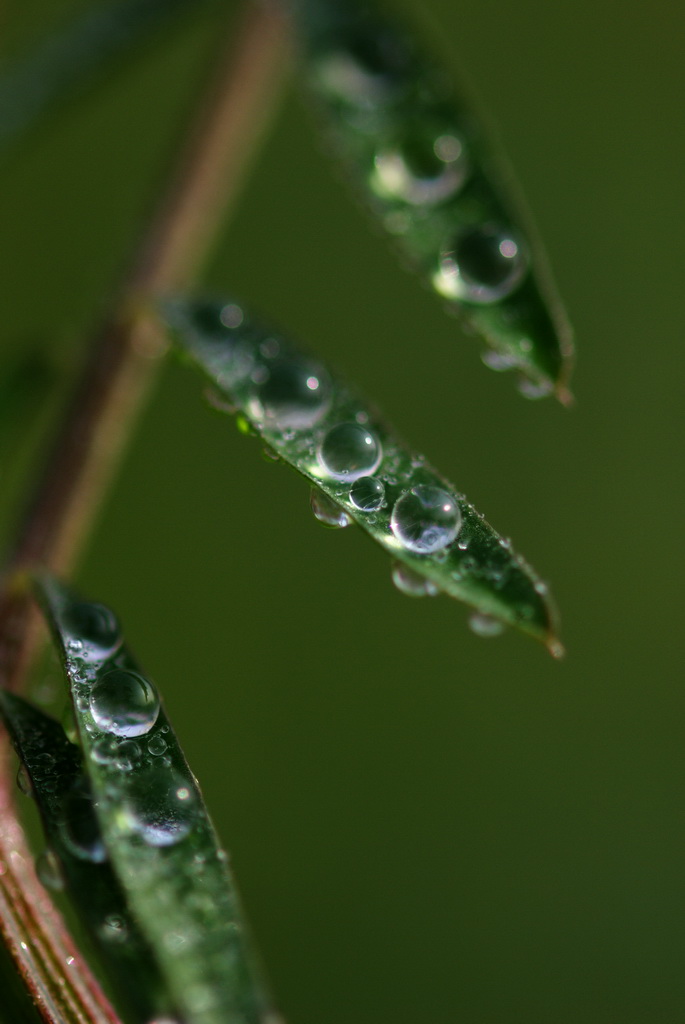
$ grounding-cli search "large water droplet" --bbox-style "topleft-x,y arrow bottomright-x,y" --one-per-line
310,488 -> 353,528
372,131 -> 469,205
391,485 -> 461,553
468,612 -> 505,637
62,601 -> 122,664
36,849 -> 64,891
434,224 -> 528,303
61,783 -> 106,862
391,562 -> 439,597
318,423 -> 382,481
124,768 -> 198,847
248,356 -> 331,430
349,475 -> 385,511
89,669 -> 159,738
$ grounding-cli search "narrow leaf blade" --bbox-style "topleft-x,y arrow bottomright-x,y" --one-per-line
290,0 -> 573,399
162,296 -> 562,653
0,690 -> 169,1024
35,574 -> 275,1024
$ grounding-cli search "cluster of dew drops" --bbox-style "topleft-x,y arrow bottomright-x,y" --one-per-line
195,298 -> 504,640
306,15 -> 552,399
18,598 -> 228,912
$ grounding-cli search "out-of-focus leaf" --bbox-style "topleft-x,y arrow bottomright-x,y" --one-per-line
34,574 -> 276,1024
290,0 -> 573,400
162,296 -> 563,654
0,689 -> 168,1024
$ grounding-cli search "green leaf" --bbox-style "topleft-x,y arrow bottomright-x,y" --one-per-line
161,296 -> 563,655
33,574 -> 275,1024
0,689 -> 168,1024
290,0 -> 573,401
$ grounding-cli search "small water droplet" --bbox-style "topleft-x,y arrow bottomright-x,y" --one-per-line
219,303 -> 243,329
91,735 -> 141,771
204,386 -> 236,414
481,349 -> 519,372
36,849 -> 64,891
261,445 -> 281,464
316,26 -> 413,108
516,376 -> 554,400
468,612 -> 505,638
124,768 -> 198,847
391,485 -> 461,553
89,669 -> 159,738
318,422 -> 382,481
434,224 -> 527,303
147,734 -> 168,757
391,562 -> 439,597
372,130 -> 469,205
99,913 -> 128,943
349,475 -> 385,511
16,765 -> 33,797
310,488 -> 353,528
248,356 -> 331,430
62,602 -> 122,664
61,782 -> 106,862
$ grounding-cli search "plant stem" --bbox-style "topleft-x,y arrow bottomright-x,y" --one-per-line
0,4 -> 290,1020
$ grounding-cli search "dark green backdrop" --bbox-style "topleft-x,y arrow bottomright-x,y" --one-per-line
2,1 -> 684,1021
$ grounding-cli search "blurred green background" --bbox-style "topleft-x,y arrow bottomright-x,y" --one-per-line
2,1 -> 685,1021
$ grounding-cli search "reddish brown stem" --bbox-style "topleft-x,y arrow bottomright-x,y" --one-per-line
0,4 -> 290,1021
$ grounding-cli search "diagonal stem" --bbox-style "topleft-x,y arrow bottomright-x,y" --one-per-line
0,4 -> 290,1021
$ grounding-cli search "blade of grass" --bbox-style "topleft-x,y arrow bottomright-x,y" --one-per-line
162,295 -> 563,655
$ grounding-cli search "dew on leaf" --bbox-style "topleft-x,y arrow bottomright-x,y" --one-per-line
349,474 -> 385,511
318,422 -> 382,481
372,130 -> 469,205
36,849 -> 64,891
468,612 -> 505,637
310,488 -> 353,529
391,485 -> 461,553
61,601 -> 122,663
391,562 -> 439,597
247,356 -> 331,431
89,669 -> 159,738
435,224 -> 528,303
124,768 -> 198,847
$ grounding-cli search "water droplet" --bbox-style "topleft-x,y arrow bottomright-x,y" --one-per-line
434,224 -> 528,303
124,768 -> 198,847
391,562 -> 439,597
61,782 -> 106,862
516,376 -> 554,400
147,733 -> 168,757
349,475 -> 385,511
248,356 -> 331,431
99,914 -> 128,943
372,130 -> 469,205
316,25 -> 413,108
310,488 -> 353,529
62,602 -> 122,664
62,704 -> 78,744
219,303 -> 243,329
16,765 -> 33,797
36,849 -> 64,891
391,485 -> 461,553
91,735 -> 141,771
89,669 -> 159,738
481,349 -> 519,372
468,612 -> 505,638
318,422 -> 382,481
